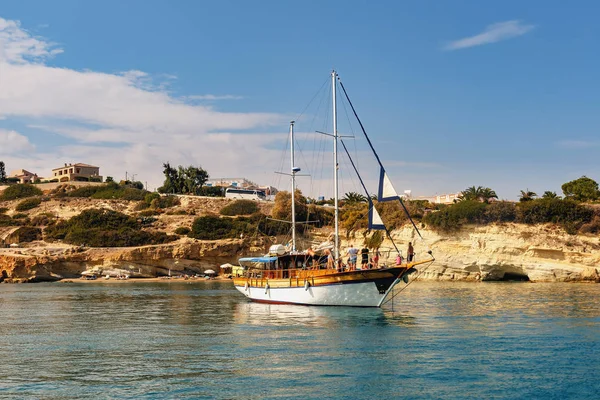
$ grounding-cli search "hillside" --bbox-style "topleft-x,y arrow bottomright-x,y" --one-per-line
0,183 -> 599,283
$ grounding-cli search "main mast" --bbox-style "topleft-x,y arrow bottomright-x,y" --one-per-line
290,120 -> 297,252
332,70 -> 339,263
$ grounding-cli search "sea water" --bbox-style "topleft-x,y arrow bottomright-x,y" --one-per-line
1,281 -> 599,399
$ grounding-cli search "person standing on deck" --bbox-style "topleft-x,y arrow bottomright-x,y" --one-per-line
373,248 -> 381,268
325,249 -> 334,269
360,246 -> 369,269
407,242 -> 415,263
346,244 -> 358,270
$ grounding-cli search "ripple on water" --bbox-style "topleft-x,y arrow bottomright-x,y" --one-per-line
1,281 -> 599,399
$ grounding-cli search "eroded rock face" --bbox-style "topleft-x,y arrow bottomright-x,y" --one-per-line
0,238 -> 267,282
374,224 -> 600,282
1,224 -> 598,283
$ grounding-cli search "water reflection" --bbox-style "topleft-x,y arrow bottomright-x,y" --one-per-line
233,301 -> 417,328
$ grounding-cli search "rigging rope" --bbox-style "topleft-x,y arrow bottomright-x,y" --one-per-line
337,77 -> 424,241
340,139 -> 400,254
381,259 -> 435,307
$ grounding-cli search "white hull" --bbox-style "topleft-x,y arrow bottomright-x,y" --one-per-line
234,281 -> 391,307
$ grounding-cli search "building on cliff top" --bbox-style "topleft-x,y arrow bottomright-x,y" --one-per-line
51,163 -> 102,183
8,169 -> 40,184
417,192 -> 463,205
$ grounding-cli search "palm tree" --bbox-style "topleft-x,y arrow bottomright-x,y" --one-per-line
343,192 -> 367,204
459,186 -> 497,203
459,186 -> 483,201
542,191 -> 559,199
519,189 -> 537,202
480,188 -> 498,203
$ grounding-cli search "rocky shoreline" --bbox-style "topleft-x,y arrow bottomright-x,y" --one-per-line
1,223 -> 599,283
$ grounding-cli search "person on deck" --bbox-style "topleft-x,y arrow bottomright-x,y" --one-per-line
373,248 -> 381,268
325,249 -> 334,269
346,244 -> 358,270
360,246 -> 369,269
407,242 -> 415,262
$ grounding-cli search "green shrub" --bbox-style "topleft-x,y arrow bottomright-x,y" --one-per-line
14,227 -> 42,242
0,184 -> 43,200
144,192 -> 160,205
134,200 -> 149,211
45,208 -> 176,247
220,199 -> 259,216
138,209 -> 160,216
67,185 -> 104,198
0,214 -> 14,226
157,195 -> 180,208
516,198 -> 593,233
579,215 -> 600,234
30,213 -> 56,226
12,213 -> 28,220
189,215 -> 258,240
424,200 -> 487,231
148,195 -> 180,209
484,201 -> 517,223
197,186 -> 224,197
0,207 -> 8,214
67,182 -> 149,201
15,197 -> 42,211
175,226 -> 191,235
121,188 -> 148,201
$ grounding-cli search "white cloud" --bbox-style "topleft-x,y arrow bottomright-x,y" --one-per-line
0,17 -> 62,63
444,20 -> 535,51
0,129 -> 35,154
0,16 -> 288,189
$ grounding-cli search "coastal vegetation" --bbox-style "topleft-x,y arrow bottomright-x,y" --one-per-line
0,184 -> 43,200
561,176 -> 600,202
158,163 -> 209,195
134,193 -> 181,211
15,197 -> 42,211
64,182 -> 148,200
45,208 -> 176,247
0,161 -> 6,183
220,199 -> 259,216
423,177 -> 600,234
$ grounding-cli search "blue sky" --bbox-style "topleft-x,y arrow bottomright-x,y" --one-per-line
0,0 -> 598,199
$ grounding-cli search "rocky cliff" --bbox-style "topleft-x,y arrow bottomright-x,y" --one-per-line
378,224 -> 600,282
6,222 -> 595,283
0,238 -> 268,282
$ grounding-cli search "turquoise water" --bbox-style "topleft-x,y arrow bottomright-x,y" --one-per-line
1,281 -> 599,399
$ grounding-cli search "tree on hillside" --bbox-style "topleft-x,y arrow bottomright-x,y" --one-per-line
158,163 -> 209,195
459,186 -> 498,203
542,191 -> 559,199
561,176 -> 600,202
480,187 -> 498,203
272,189 -> 308,222
0,161 -> 6,183
343,192 -> 368,204
519,189 -> 537,202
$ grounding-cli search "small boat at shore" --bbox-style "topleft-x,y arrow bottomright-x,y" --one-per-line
233,71 -> 434,307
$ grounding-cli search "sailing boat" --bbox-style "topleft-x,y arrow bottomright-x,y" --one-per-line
232,71 -> 434,307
